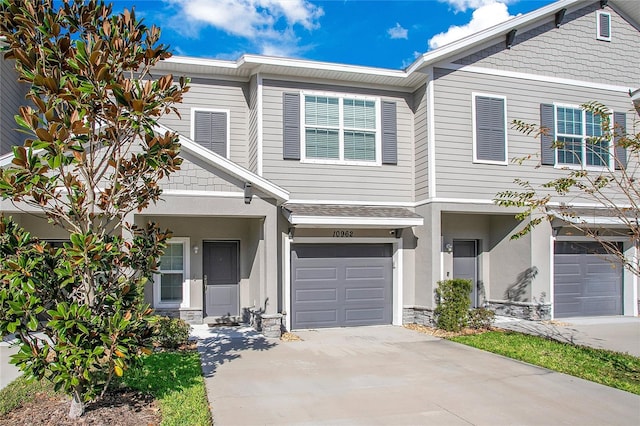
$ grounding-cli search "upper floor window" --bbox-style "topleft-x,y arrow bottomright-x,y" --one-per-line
303,94 -> 379,164
472,93 -> 507,165
540,103 -> 626,170
556,106 -> 610,167
282,92 -> 398,166
191,109 -> 229,158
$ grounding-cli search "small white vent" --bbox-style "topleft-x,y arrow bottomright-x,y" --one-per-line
597,10 -> 611,41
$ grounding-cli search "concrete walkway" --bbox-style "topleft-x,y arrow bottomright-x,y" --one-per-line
0,335 -> 22,391
494,315 -> 640,356
193,325 -> 640,426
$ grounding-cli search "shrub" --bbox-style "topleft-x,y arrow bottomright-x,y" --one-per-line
151,316 -> 191,349
468,307 -> 495,330
434,279 -> 472,332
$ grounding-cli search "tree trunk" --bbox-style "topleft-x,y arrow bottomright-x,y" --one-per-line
68,388 -> 84,419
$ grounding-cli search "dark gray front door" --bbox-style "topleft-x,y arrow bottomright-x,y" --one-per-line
554,241 -> 623,318
203,241 -> 239,317
453,240 -> 478,307
291,244 -> 392,329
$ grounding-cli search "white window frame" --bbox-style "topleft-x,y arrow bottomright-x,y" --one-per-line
190,108 -> 231,159
553,103 -> 614,170
300,91 -> 382,166
471,92 -> 508,165
596,10 -> 611,42
154,237 -> 190,309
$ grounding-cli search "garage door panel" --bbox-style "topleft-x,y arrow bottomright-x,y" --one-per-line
554,242 -> 622,318
295,310 -> 338,328
295,288 -> 338,302
346,266 -> 386,279
345,287 -> 386,302
345,308 -> 386,323
292,244 -> 392,329
295,266 -> 338,281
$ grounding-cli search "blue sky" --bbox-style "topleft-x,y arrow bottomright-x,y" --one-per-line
112,0 -> 556,69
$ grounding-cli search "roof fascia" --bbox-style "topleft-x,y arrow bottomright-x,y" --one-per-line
258,73 -> 418,94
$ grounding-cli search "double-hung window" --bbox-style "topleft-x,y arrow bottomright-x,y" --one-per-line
154,237 -> 190,308
303,94 -> 380,164
555,105 -> 610,167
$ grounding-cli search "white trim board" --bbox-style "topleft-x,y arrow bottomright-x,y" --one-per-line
427,69 -> 437,198
286,216 -> 424,228
257,74 -> 264,176
439,63 -> 634,93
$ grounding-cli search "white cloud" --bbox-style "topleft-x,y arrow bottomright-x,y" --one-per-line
401,51 -> 422,69
428,1 -> 516,49
165,0 -> 323,56
387,23 -> 408,40
439,0 -> 516,13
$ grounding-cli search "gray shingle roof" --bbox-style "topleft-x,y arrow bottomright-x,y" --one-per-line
282,204 -> 422,219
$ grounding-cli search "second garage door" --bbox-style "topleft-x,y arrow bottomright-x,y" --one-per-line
291,244 -> 393,329
554,241 -> 623,318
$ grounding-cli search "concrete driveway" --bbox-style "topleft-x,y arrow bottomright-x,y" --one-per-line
195,325 -> 640,425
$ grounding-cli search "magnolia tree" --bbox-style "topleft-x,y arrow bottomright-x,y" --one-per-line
0,0 -> 189,418
495,100 -> 639,277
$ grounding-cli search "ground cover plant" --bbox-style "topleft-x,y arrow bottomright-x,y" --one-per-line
0,350 -> 211,425
449,330 -> 640,395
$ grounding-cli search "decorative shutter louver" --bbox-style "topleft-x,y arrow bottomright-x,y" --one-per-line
540,103 -> 555,166
283,93 -> 300,160
475,96 -> 506,162
598,12 -> 611,40
613,111 -> 627,170
194,111 -> 228,158
381,101 -> 397,165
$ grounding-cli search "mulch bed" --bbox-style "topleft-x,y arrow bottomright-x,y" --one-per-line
403,323 -> 490,337
0,388 -> 161,426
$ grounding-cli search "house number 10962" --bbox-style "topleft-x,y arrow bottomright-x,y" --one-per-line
333,230 -> 353,237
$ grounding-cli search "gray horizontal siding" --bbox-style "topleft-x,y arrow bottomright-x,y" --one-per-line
454,3 -> 640,88
433,67 -> 634,202
413,84 -> 429,200
0,59 -> 29,155
159,77 -> 250,169
262,79 -> 414,203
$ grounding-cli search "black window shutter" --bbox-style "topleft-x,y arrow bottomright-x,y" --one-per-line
381,101 -> 397,165
283,93 -> 300,160
194,111 -> 227,157
540,104 -> 555,166
475,96 -> 506,162
613,111 -> 627,170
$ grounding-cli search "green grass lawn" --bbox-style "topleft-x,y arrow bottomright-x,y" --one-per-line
450,330 -> 640,395
0,375 -> 57,416
120,350 -> 211,426
0,350 -> 211,425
